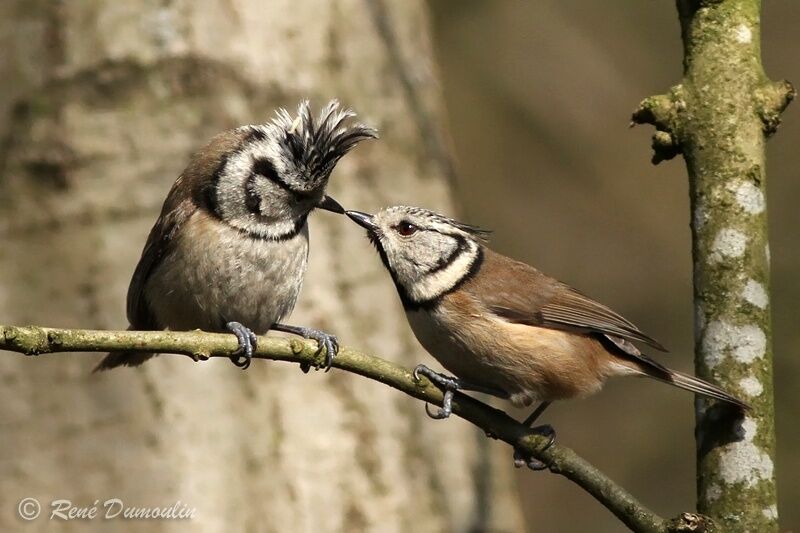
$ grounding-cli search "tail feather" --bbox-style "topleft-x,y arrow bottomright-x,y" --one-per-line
629,353 -> 750,411
657,369 -> 750,410
92,351 -> 155,372
633,356 -> 750,410
92,324 -> 156,372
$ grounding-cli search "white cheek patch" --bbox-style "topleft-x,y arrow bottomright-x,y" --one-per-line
215,138 -> 304,239
215,150 -> 253,219
407,241 -> 478,302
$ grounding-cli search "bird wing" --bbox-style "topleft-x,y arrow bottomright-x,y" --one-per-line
126,176 -> 195,329
537,286 -> 666,351
474,248 -> 667,352
126,128 -> 248,329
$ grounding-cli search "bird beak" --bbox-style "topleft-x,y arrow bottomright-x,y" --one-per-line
316,195 -> 345,214
345,210 -> 378,233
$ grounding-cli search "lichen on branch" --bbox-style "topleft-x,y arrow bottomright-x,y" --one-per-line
631,1 -> 791,531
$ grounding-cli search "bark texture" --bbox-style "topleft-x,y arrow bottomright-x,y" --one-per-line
633,1 -> 793,531
0,2 -> 523,532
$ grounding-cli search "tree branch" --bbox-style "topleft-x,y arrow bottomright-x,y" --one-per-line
632,1 -> 792,530
0,324 -> 698,532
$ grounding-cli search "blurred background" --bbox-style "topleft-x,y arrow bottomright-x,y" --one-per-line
431,1 -> 799,531
0,1 -> 796,532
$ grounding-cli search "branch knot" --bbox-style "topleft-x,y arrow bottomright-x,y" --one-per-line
632,86 -> 686,164
666,512 -> 716,533
3,325 -> 49,355
755,79 -> 795,137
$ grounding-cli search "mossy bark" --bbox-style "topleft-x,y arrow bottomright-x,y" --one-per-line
633,1 -> 793,531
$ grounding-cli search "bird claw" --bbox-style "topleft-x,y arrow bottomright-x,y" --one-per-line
513,449 -> 548,471
301,328 -> 339,372
414,364 -> 460,420
513,424 -> 556,471
227,321 -> 257,369
271,323 -> 339,371
413,364 -> 459,389
423,388 -> 455,419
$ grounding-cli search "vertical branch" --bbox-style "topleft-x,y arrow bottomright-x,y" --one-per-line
632,0 -> 793,531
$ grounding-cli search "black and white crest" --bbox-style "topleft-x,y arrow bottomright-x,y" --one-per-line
270,100 -> 378,188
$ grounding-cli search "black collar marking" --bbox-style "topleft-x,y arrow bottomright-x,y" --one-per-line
422,233 -> 470,275
203,135 -> 309,242
369,232 -> 483,311
225,213 -> 309,242
404,246 -> 484,311
204,152 -> 229,219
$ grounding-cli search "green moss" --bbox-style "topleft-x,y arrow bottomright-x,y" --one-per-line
636,1 -> 787,531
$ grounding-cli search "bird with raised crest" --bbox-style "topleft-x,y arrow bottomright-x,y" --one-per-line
94,100 -> 377,372
345,205 -> 748,469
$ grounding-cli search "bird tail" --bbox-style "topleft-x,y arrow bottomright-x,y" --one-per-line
92,325 -> 156,372
634,356 -> 750,410
92,351 -> 155,372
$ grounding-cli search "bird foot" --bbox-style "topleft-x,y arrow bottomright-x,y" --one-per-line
273,324 -> 339,372
513,424 -> 556,471
413,364 -> 463,420
307,329 -> 339,371
227,321 -> 258,370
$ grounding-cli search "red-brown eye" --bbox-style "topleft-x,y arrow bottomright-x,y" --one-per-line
395,221 -> 418,236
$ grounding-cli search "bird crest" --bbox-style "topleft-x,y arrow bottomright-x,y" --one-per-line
271,100 -> 378,185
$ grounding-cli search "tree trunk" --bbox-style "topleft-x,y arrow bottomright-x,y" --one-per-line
633,1 -> 793,531
0,2 -> 524,531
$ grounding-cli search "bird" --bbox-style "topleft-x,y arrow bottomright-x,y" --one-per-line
345,205 -> 748,469
94,100 -> 377,372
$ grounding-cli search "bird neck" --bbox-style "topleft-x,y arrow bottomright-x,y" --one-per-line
220,212 -> 309,242
398,241 -> 484,310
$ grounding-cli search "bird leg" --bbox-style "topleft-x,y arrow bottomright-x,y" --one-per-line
412,365 -> 554,469
227,321 -> 258,370
513,401 -> 555,471
523,400 -> 552,427
272,323 -> 339,372
412,364 -> 506,420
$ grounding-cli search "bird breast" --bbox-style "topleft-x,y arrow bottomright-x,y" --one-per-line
145,210 -> 309,333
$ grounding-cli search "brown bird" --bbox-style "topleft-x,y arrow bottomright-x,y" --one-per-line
345,206 -> 748,468
94,100 -> 376,372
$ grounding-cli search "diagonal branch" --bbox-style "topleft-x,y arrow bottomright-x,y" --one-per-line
1,324 -> 708,532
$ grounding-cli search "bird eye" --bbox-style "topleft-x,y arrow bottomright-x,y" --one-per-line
395,221 -> 418,237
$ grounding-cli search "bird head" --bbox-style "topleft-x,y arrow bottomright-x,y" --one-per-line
211,100 -> 377,239
346,206 -> 490,306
